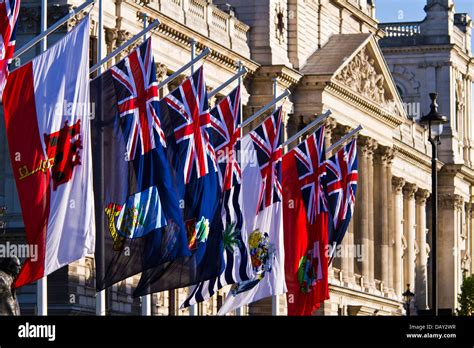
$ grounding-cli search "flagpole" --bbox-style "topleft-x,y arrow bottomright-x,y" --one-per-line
326,125 -> 363,154
37,0 -> 48,317
208,66 -> 247,99
157,48 -> 211,90
271,78 -> 279,317
235,60 -> 244,317
13,0 -> 96,60
139,11 -> 152,317
282,110 -> 332,149
240,90 -> 291,129
96,0 -> 106,317
89,19 -> 160,75
189,38 -> 197,317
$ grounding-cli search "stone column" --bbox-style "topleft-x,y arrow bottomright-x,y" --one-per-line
340,219 -> 355,284
392,177 -> 405,297
403,183 -> 417,296
374,147 -> 393,293
324,117 -> 337,150
415,189 -> 430,311
355,139 -> 369,286
367,140 -> 378,288
354,137 -> 376,288
386,149 -> 396,295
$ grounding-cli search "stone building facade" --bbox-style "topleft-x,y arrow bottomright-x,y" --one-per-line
0,0 -> 472,315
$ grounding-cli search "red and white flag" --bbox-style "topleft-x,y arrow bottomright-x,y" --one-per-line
2,16 -> 95,288
0,0 -> 21,98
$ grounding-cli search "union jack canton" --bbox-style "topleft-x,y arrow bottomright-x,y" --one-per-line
165,66 -> 217,184
111,37 -> 166,162
293,126 -> 328,225
325,139 -> 358,247
250,106 -> 283,213
0,0 -> 21,96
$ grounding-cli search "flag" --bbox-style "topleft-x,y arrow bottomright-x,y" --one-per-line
283,126 -> 329,315
325,139 -> 358,262
90,37 -> 191,290
0,0 -> 20,98
133,66 -> 222,296
181,85 -> 253,308
2,16 -> 95,288
217,107 -> 286,315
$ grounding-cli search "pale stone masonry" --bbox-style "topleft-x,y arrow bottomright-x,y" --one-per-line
0,0 -> 472,315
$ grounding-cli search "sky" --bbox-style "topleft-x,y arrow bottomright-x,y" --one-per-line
375,0 -> 474,48
375,0 -> 474,23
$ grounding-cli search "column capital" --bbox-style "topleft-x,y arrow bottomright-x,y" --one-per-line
374,146 -> 397,165
465,202 -> 473,214
392,176 -> 405,192
415,189 -> 430,204
358,136 -> 378,156
439,193 -> 464,210
324,117 -> 338,133
403,183 -> 418,199
104,27 -> 119,49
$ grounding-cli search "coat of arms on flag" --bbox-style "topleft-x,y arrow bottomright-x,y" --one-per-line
3,16 -> 95,288
91,37 -> 191,291
218,107 -> 286,315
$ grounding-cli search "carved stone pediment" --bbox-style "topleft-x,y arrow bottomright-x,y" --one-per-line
334,47 -> 394,108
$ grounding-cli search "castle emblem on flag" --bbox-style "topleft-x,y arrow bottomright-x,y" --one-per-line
43,120 -> 82,191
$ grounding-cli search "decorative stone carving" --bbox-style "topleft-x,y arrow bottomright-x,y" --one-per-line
375,146 -> 396,165
84,257 -> 94,288
415,189 -> 430,204
105,27 -> 118,52
358,136 -> 378,157
67,7 -> 87,31
18,6 -> 40,34
168,74 -> 187,92
335,47 -> 393,106
274,2 -> 286,44
392,177 -> 406,193
439,193 -> 464,210
155,63 -> 168,83
403,183 -> 417,199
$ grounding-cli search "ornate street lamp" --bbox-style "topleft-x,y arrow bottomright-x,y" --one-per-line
419,92 -> 448,316
402,284 -> 415,316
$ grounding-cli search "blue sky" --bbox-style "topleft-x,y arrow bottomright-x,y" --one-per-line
375,0 -> 474,23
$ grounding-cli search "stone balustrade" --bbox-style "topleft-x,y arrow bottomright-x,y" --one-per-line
379,22 -> 421,37
138,0 -> 250,55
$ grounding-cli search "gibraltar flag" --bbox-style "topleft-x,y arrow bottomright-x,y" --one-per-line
2,16 -> 95,288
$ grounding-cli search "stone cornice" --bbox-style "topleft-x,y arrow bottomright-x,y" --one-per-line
252,65 -> 303,89
325,81 -> 404,128
328,283 -> 403,309
381,44 -> 454,55
393,140 -> 433,172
